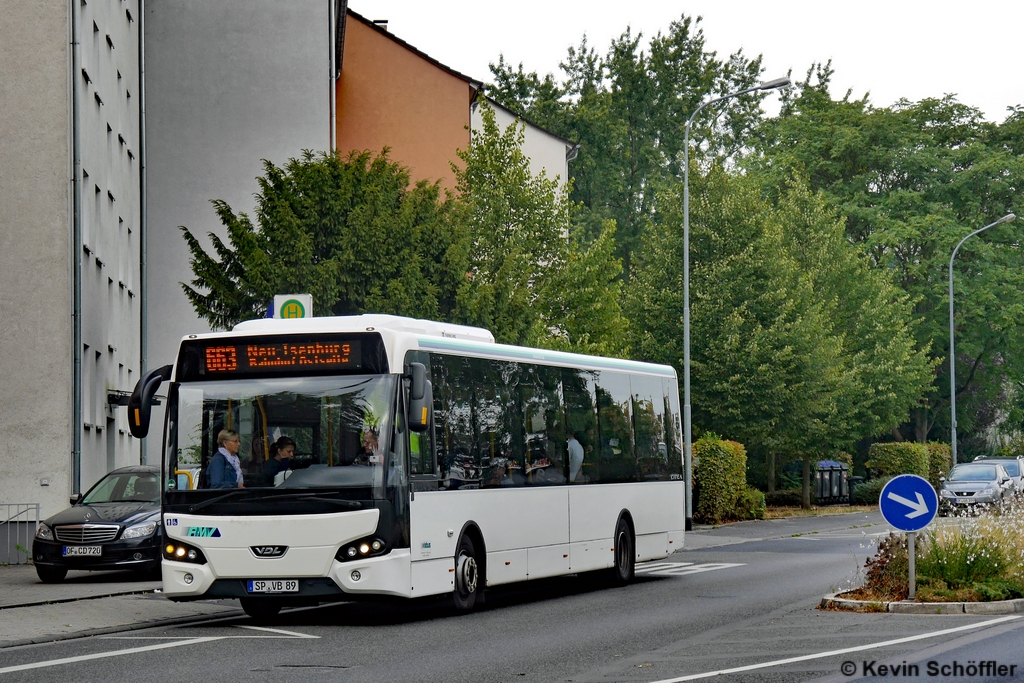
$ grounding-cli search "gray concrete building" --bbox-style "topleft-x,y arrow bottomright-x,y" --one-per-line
1,1 -> 331,523
0,0 -> 141,522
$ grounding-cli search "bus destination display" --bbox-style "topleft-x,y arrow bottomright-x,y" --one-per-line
203,340 -> 362,375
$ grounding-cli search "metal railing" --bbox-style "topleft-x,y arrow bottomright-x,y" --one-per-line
1,503 -> 41,565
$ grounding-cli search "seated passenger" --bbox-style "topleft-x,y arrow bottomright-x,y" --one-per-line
263,436 -> 296,480
568,432 -> 585,482
208,429 -> 244,489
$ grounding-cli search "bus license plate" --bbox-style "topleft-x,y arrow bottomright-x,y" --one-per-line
63,546 -> 102,556
246,579 -> 299,593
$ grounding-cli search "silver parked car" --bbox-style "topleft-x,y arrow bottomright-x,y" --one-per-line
938,463 -> 1014,515
972,455 -> 1024,496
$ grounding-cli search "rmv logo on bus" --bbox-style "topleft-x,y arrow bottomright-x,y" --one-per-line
186,527 -> 221,538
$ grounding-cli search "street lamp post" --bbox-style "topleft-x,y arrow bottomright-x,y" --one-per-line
948,213 -> 1016,465
682,77 -> 789,529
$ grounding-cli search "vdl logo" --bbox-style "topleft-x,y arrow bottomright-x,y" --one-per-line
186,526 -> 221,538
279,299 -> 306,319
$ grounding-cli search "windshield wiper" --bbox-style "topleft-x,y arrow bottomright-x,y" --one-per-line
253,492 -> 362,509
187,489 -> 249,513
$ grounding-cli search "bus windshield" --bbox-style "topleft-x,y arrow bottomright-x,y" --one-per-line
168,374 -> 398,496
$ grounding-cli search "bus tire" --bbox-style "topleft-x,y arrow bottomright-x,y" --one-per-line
452,533 -> 481,611
240,598 -> 282,622
611,517 -> 635,585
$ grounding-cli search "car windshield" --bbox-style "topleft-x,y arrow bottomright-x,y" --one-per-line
169,374 -> 398,495
947,464 -> 997,482
992,461 -> 1020,477
82,472 -> 160,504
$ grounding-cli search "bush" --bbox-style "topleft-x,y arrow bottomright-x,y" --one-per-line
735,486 -> 766,520
866,442 -> 928,478
693,435 -> 747,524
852,476 -> 892,505
918,518 -> 1010,589
926,442 -> 952,488
765,489 -> 805,507
862,533 -> 908,600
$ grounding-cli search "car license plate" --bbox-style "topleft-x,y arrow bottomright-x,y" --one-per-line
956,497 -> 973,504
63,546 -> 102,557
246,579 -> 299,593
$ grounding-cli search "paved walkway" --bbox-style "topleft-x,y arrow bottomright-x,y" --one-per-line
0,565 -> 240,647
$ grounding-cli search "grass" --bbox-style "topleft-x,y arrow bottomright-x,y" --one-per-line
764,504 -> 876,519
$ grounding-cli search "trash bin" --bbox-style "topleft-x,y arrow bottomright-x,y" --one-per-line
849,475 -> 864,503
816,461 -> 850,504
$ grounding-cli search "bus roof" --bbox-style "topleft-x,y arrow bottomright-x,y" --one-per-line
229,314 -> 495,343
417,335 -> 677,378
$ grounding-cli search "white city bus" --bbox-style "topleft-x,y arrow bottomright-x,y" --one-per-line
128,315 -> 685,619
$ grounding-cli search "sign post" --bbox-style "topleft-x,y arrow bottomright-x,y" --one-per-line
879,474 -> 938,601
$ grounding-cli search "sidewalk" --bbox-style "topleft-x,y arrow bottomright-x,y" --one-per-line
0,565 -> 241,647
683,508 -> 887,550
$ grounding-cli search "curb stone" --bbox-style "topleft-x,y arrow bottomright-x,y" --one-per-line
819,592 -> 1024,614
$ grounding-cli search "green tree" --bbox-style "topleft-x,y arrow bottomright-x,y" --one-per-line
451,100 -> 628,355
752,64 -> 1024,449
628,166 -> 932,504
180,150 -> 467,329
489,14 -> 768,274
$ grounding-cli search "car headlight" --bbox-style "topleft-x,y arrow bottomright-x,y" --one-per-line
940,489 -> 955,498
122,521 -> 158,540
35,524 -> 53,540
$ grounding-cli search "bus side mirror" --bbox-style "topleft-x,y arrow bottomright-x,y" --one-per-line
127,364 -> 172,438
406,362 -> 431,433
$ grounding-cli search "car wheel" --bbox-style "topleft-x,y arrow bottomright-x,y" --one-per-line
240,598 -> 282,622
610,517 -> 635,586
452,533 -> 481,611
36,566 -> 68,584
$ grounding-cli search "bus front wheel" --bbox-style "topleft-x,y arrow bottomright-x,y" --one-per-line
611,517 -> 635,585
452,534 -> 481,611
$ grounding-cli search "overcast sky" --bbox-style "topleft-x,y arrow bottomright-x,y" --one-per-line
350,0 -> 1023,123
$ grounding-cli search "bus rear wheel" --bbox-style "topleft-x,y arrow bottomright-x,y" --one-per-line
452,534 -> 481,611
611,517 -> 635,585
240,598 -> 282,622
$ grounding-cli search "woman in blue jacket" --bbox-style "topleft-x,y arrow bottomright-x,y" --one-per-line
208,429 -> 244,489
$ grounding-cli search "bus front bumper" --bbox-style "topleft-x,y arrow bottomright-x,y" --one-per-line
163,549 -> 413,601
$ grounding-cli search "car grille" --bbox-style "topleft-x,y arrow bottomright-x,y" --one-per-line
54,524 -> 120,543
952,491 -> 974,497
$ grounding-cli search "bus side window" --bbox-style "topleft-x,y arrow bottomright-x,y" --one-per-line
562,368 -> 598,484
595,370 -> 637,483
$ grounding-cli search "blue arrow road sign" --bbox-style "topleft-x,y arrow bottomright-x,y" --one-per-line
879,474 -> 938,532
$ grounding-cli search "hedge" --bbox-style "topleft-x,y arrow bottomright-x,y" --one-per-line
765,489 -> 806,507
693,435 -> 747,524
866,442 -> 928,478
852,476 -> 893,505
927,442 -> 952,488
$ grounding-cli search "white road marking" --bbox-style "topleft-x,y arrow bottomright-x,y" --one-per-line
0,637 -> 222,675
236,625 -> 319,638
646,615 -> 1021,683
0,626 -> 319,675
636,562 -> 745,576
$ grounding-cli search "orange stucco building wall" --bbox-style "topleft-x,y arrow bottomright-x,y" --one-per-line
336,16 -> 475,191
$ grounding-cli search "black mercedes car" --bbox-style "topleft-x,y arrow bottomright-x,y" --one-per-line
32,466 -> 162,583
